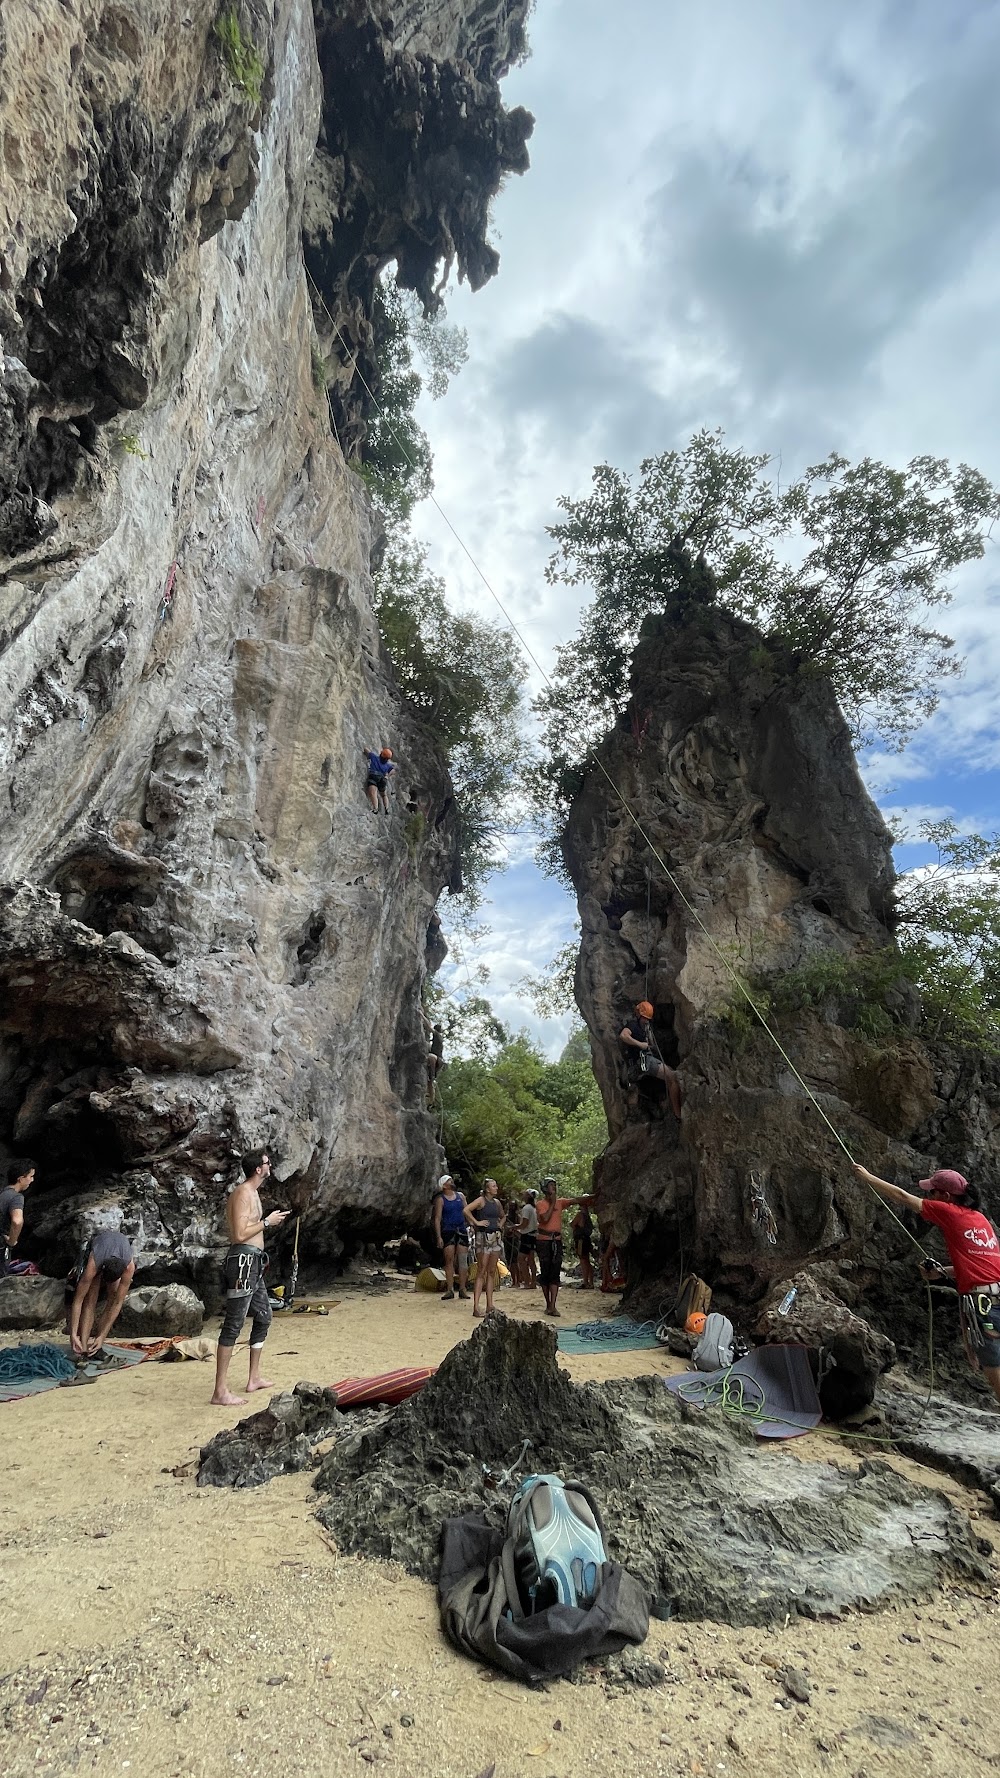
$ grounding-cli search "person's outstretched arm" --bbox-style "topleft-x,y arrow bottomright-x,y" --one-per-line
853,1164 -> 923,1215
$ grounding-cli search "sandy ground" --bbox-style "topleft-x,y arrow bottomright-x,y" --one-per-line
1,1277 -> 998,1778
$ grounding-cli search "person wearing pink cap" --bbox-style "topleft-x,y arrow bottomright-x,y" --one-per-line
854,1162 -> 1000,1404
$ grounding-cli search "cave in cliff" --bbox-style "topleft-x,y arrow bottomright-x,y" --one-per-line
0,0 -> 533,1285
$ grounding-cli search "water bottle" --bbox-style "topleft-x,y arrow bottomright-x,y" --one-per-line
777,1287 -> 797,1317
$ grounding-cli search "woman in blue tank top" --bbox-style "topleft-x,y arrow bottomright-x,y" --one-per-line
465,1178 -> 506,1318
432,1174 -> 470,1301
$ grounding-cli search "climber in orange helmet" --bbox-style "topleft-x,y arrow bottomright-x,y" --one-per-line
619,1000 -> 682,1119
361,744 -> 396,813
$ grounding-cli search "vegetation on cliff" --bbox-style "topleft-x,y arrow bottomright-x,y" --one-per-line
360,276 -> 526,905
715,820 -> 1000,1055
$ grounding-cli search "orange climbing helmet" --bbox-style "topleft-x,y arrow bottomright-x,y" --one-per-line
685,1311 -> 707,1337
379,748 -> 393,760
636,1000 -> 654,1020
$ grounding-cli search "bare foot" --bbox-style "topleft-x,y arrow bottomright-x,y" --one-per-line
246,1377 -> 273,1393
211,1391 -> 246,1406
473,1309 -> 486,1318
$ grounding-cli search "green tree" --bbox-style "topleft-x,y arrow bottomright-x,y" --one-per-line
518,935 -> 579,1017
359,277 -> 467,524
533,430 -> 999,848
375,533 -> 526,904
894,822 -> 1000,1048
437,1024 -> 608,1198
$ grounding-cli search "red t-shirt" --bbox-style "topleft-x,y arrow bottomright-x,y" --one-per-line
920,1198 -> 1000,1293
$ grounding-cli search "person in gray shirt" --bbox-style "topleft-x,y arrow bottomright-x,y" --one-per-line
68,1230 -> 135,1357
1,1158 -> 35,1271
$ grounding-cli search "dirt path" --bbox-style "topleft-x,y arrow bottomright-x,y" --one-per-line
1,1279 -> 997,1777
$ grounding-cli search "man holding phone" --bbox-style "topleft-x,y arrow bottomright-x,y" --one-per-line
211,1149 -> 289,1406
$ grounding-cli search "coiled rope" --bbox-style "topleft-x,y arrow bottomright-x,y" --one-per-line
0,1343 -> 76,1383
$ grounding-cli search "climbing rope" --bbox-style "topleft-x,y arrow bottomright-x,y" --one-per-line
569,1317 -> 658,1343
0,1343 -> 76,1383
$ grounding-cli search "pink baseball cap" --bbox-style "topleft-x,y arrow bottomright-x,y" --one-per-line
919,1168 -> 968,1197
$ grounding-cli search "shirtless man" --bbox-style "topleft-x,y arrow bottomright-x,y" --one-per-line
211,1150 -> 289,1407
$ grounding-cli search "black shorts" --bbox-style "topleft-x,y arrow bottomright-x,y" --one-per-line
538,1237 -> 562,1288
519,1234 -> 536,1254
367,774 -> 388,791
441,1228 -> 469,1251
961,1291 -> 1000,1368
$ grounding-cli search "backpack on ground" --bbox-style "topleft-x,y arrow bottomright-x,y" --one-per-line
503,1473 -> 607,1615
692,1311 -> 735,1372
671,1272 -> 712,1330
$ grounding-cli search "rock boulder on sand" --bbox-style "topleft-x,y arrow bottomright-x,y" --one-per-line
198,1382 -> 341,1488
0,1274 -> 66,1330
117,1284 -> 205,1338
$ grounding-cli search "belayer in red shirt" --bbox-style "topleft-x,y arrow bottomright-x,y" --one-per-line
854,1162 -> 1000,1406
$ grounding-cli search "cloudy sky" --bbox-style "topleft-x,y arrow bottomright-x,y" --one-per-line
411,0 -> 1000,1054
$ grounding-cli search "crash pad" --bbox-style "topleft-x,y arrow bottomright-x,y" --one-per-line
331,1366 -> 437,1407
663,1342 -> 822,1439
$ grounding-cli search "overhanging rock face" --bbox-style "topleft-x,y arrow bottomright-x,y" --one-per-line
562,604 -> 1000,1349
0,0 -> 531,1287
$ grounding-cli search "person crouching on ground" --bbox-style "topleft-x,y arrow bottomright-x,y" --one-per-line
466,1178 -> 506,1317
536,1178 -> 595,1318
361,745 -> 396,813
854,1161 -> 1000,1406
68,1231 -> 136,1357
212,1149 -> 289,1407
619,1000 -> 682,1119
432,1174 -> 470,1301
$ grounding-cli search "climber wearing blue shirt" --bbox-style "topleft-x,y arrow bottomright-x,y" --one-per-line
362,745 -> 396,813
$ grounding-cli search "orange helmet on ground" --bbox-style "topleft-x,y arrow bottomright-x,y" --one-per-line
379,748 -> 393,760
636,1000 -> 654,1020
685,1311 -> 707,1337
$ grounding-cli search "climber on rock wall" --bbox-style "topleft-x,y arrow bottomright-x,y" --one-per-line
619,1000 -> 682,1119
362,745 -> 396,813
854,1162 -> 1000,1406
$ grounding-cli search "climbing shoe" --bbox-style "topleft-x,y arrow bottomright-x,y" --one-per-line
457,1289 -> 470,1300
440,1289 -> 456,1301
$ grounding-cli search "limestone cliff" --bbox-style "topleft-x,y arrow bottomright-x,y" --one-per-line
0,0 -> 532,1290
564,605 -> 1000,1365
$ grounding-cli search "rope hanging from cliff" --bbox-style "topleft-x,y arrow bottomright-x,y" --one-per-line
303,266 -> 931,1265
